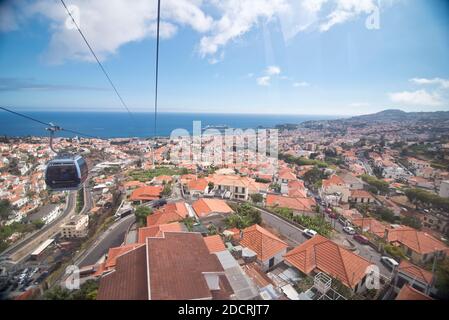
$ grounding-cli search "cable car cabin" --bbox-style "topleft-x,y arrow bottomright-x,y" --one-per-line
45,155 -> 88,191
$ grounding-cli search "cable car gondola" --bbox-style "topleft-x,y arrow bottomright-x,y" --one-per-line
45,154 -> 88,191
44,125 -> 88,191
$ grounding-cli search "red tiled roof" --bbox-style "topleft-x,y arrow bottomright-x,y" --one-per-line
322,174 -> 345,188
146,232 -> 232,300
137,222 -> 184,243
387,227 -> 448,255
396,284 -> 433,300
129,186 -> 163,201
352,218 -> 388,238
192,198 -> 234,218
284,235 -> 371,289
187,178 -> 209,191
104,243 -> 144,269
240,224 -> 288,261
350,189 -> 374,199
204,235 -> 226,253
398,260 -> 434,285
147,201 -> 188,226
266,194 -> 315,212
97,245 -> 149,300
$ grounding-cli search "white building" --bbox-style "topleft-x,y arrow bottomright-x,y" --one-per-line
60,214 -> 89,238
439,180 -> 449,198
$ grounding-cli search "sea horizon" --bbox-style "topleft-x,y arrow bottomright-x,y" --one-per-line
0,111 -> 341,139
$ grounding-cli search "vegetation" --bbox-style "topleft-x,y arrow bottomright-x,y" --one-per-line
303,166 -> 327,189
373,207 -> 398,223
0,222 -> 38,253
128,166 -> 188,182
384,244 -> 407,260
405,188 -> 449,211
250,193 -> 263,204
271,207 -> 332,237
255,177 -> 271,184
32,219 -> 45,229
161,183 -> 172,197
225,203 -> 262,229
0,199 -> 11,220
279,153 -> 328,168
44,280 -> 99,300
360,174 -> 389,195
76,188 -> 84,213
269,183 -> 281,193
401,216 -> 422,230
434,258 -> 449,299
207,224 -> 218,235
182,217 -> 196,231
134,205 -> 152,227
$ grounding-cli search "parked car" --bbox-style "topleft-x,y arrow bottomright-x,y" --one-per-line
328,212 -> 338,219
303,229 -> 317,238
325,207 -> 332,214
343,226 -> 356,235
353,234 -> 369,245
338,217 -> 347,226
380,256 -> 399,270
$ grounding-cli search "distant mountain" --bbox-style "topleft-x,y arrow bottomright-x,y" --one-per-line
348,109 -> 449,122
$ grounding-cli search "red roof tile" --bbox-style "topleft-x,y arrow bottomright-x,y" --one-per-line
240,224 -> 288,261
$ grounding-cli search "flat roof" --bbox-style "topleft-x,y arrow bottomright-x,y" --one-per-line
31,238 -> 54,256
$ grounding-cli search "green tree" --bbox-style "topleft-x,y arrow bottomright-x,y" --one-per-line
401,216 -> 422,230
43,285 -> 72,300
32,219 -> 45,229
0,199 -> 11,221
161,183 -> 172,197
250,193 -> 263,204
134,206 -> 153,227
374,207 -> 398,223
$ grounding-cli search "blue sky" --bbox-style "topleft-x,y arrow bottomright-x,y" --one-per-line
0,0 -> 449,115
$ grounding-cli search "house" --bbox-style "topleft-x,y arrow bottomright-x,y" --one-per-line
320,174 -> 350,203
395,284 -> 433,300
137,222 -> 186,243
422,212 -> 449,234
339,171 -> 364,190
266,194 -> 316,213
146,201 -> 189,226
97,232 -> 235,300
129,185 -> 163,204
385,226 -> 448,264
60,214 -> 89,238
192,198 -> 234,225
237,224 -> 288,271
186,178 -> 209,197
395,260 -> 435,296
352,217 -> 388,238
123,181 -> 146,195
207,174 -> 263,201
349,189 -> 375,204
152,175 -> 173,185
284,235 -> 371,293
439,180 -> 449,198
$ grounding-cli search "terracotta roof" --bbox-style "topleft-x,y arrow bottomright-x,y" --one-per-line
123,181 -> 145,189
350,189 -> 374,199
187,178 -> 209,191
137,222 -> 185,243
97,245 -> 148,300
284,235 -> 371,289
104,243 -> 144,269
204,235 -> 226,253
398,260 -> 434,285
387,227 -> 448,255
322,174 -> 345,188
266,194 -> 315,212
396,284 -> 433,300
241,262 -> 273,288
153,175 -> 173,183
240,224 -> 288,261
192,198 -> 234,218
129,186 -> 163,201
146,232 -> 232,300
352,217 -> 388,237
147,201 -> 188,226
278,169 -> 296,180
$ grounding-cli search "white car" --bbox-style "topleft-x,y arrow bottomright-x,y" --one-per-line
303,229 -> 317,238
380,256 -> 399,270
343,226 -> 356,235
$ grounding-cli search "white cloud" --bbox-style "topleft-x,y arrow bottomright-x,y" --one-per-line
319,0 -> 377,32
257,76 -> 271,86
410,78 -> 449,89
389,90 -> 444,107
3,0 -> 397,63
266,65 -> 281,75
293,81 -> 310,87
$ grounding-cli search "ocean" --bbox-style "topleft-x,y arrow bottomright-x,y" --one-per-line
0,111 -> 338,138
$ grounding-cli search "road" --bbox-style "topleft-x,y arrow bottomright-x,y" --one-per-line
75,214 -> 135,268
0,191 -> 77,262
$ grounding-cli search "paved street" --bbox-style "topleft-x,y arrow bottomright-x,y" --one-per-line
76,214 -> 135,268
